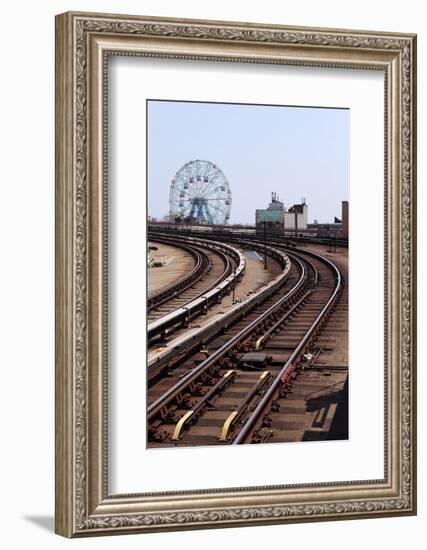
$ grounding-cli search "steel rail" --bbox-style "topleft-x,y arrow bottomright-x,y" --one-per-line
208,247 -> 321,442
148,239 -> 210,311
149,239 -> 233,316
148,223 -> 349,248
232,250 -> 343,445
147,250 -> 304,424
147,241 -> 291,381
147,234 -> 244,343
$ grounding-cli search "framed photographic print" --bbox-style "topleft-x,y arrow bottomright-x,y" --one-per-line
55,11 -> 417,537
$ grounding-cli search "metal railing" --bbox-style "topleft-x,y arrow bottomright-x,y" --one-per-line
147,238 -> 291,382
232,249 -> 343,444
147,234 -> 246,344
148,239 -> 211,311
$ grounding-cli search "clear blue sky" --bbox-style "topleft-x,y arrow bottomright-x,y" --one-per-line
147,100 -> 349,224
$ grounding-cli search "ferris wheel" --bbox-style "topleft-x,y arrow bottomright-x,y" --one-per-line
169,160 -> 232,225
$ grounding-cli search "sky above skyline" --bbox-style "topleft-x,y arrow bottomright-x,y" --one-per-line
147,100 -> 349,225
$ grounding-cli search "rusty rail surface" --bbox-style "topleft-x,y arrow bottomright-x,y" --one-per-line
148,239 -> 211,312
147,238 -> 291,382
147,234 -> 246,344
232,250 -> 343,444
147,249 -> 302,426
147,244 -> 343,446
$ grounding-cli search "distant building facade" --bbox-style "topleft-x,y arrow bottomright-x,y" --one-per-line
284,201 -> 308,231
255,193 -> 285,233
307,200 -> 349,239
256,192 -> 308,235
341,200 -> 349,239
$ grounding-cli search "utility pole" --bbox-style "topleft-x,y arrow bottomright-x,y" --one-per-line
232,266 -> 236,303
264,221 -> 267,270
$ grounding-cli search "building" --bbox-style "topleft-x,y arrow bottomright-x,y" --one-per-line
341,200 -> 349,239
306,200 -> 349,239
255,193 -> 285,233
307,222 -> 342,238
256,193 -> 308,235
284,200 -> 308,232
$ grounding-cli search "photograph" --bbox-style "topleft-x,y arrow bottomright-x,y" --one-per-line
54,10 -> 416,537
147,99 -> 349,448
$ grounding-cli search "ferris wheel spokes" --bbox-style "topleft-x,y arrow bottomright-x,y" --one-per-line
169,160 -> 232,224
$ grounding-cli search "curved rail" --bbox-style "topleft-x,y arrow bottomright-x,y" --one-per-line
147,234 -> 246,344
147,248 -> 299,424
148,222 -> 349,248
148,236 -> 234,323
147,245 -> 343,445
147,240 -> 291,381
148,239 -> 211,311
232,250 -> 343,444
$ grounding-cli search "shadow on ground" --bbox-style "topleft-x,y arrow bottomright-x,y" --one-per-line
302,376 -> 349,441
23,516 -> 54,533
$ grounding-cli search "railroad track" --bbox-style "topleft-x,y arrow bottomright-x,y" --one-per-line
148,239 -> 233,322
147,238 -> 290,379
147,244 -> 345,447
147,235 -> 246,345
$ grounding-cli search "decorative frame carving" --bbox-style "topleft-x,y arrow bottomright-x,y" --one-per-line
55,11 -> 416,537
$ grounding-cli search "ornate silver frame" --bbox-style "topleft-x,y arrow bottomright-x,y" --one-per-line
55,11 -> 417,537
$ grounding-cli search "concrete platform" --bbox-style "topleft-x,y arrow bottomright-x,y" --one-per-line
267,242 -> 349,442
148,247 -> 283,362
148,242 -> 194,295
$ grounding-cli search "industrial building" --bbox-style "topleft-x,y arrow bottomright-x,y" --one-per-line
307,200 -> 349,239
341,200 -> 349,239
256,193 -> 308,235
